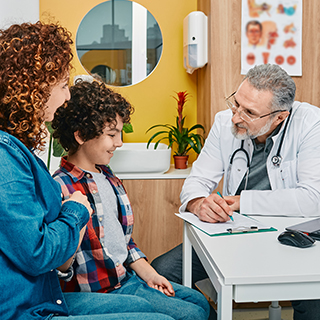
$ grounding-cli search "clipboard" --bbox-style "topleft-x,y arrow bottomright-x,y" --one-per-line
176,211 -> 277,237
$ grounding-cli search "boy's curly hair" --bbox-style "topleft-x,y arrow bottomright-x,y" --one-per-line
52,80 -> 134,155
0,21 -> 73,150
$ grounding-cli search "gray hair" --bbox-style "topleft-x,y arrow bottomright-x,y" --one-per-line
243,64 -> 296,111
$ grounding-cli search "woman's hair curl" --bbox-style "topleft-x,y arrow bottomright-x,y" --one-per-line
0,21 -> 73,150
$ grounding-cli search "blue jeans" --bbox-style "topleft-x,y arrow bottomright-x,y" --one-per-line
151,244 -> 206,291
151,243 -> 320,320
113,272 -> 210,320
53,292 -> 174,319
291,300 -> 320,320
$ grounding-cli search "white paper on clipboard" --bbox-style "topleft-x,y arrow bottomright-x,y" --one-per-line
176,211 -> 275,236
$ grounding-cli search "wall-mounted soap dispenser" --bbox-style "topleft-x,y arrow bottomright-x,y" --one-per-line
183,11 -> 208,74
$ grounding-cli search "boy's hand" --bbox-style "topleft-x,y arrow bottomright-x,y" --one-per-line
146,273 -> 175,297
65,190 -> 93,216
129,258 -> 175,297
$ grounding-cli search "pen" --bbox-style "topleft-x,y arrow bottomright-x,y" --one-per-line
217,191 -> 234,221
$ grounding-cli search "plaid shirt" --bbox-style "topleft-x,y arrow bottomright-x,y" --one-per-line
53,157 -> 146,293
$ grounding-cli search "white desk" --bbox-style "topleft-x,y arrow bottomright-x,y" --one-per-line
183,216 -> 320,320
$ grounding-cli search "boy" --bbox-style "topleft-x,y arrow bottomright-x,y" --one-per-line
52,80 -> 210,320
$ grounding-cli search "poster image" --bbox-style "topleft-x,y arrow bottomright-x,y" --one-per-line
241,0 -> 302,76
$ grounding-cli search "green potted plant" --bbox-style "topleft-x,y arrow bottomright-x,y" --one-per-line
146,91 -> 205,169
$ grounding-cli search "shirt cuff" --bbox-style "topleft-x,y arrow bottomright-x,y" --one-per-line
125,248 -> 147,265
61,201 -> 90,230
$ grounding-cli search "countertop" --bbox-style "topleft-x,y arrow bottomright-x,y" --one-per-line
115,164 -> 191,180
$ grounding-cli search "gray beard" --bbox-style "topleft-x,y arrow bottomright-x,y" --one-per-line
231,119 -> 273,140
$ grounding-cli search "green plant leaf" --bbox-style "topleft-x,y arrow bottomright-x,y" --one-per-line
53,139 -> 67,157
146,124 -> 174,133
188,134 -> 202,154
188,123 -> 205,132
45,122 -> 54,134
146,130 -> 170,148
123,123 -> 133,133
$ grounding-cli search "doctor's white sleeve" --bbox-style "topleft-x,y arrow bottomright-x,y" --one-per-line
180,112 -> 226,212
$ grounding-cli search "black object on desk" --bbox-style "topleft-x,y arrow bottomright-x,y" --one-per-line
286,217 -> 320,241
278,230 -> 315,248
308,230 -> 320,241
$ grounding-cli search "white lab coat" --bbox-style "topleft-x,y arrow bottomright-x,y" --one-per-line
180,101 -> 320,217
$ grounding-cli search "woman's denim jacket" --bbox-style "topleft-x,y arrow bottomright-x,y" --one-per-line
0,131 -> 89,319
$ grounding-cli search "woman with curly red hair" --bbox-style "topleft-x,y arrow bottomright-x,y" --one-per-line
0,21 -> 174,320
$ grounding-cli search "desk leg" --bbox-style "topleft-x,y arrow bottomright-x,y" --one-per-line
217,285 -> 233,320
182,221 -> 192,288
269,301 -> 282,320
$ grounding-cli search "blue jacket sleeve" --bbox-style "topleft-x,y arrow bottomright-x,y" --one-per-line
0,140 -> 89,276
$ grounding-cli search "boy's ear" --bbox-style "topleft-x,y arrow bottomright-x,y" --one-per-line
74,131 -> 84,145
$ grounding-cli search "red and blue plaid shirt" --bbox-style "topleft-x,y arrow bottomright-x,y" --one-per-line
53,157 -> 146,293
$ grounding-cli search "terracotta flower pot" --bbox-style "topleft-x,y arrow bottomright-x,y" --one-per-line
173,155 -> 189,169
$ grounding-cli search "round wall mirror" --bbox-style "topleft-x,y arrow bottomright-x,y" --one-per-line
76,0 -> 163,87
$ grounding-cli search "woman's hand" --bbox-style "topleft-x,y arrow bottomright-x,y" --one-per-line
58,191 -> 92,272
65,190 -> 93,216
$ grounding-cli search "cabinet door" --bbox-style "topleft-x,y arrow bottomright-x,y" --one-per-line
123,179 -> 184,262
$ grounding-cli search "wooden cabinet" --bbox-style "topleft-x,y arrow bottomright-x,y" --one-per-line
122,178 -> 185,262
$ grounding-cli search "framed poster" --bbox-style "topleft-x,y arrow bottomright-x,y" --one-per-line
241,0 -> 302,76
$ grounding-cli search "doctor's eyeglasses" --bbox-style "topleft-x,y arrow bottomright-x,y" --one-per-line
225,91 -> 287,123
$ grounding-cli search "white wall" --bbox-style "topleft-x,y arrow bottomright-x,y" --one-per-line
0,0 -> 39,29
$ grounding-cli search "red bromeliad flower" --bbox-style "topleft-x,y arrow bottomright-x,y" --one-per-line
174,91 -> 189,132
146,90 -> 205,157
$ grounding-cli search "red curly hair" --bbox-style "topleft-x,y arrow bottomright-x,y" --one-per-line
0,21 -> 73,150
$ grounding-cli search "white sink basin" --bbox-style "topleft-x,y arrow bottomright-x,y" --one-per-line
109,143 -> 171,174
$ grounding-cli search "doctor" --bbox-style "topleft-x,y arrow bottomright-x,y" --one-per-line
182,63 -> 320,221
152,64 -> 320,320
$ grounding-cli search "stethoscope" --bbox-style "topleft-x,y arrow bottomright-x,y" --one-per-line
226,110 -> 292,195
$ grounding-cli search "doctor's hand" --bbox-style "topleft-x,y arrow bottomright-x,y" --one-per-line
187,194 -> 235,223
224,195 -> 240,212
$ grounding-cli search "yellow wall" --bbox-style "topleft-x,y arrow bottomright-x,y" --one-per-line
40,0 -> 199,162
